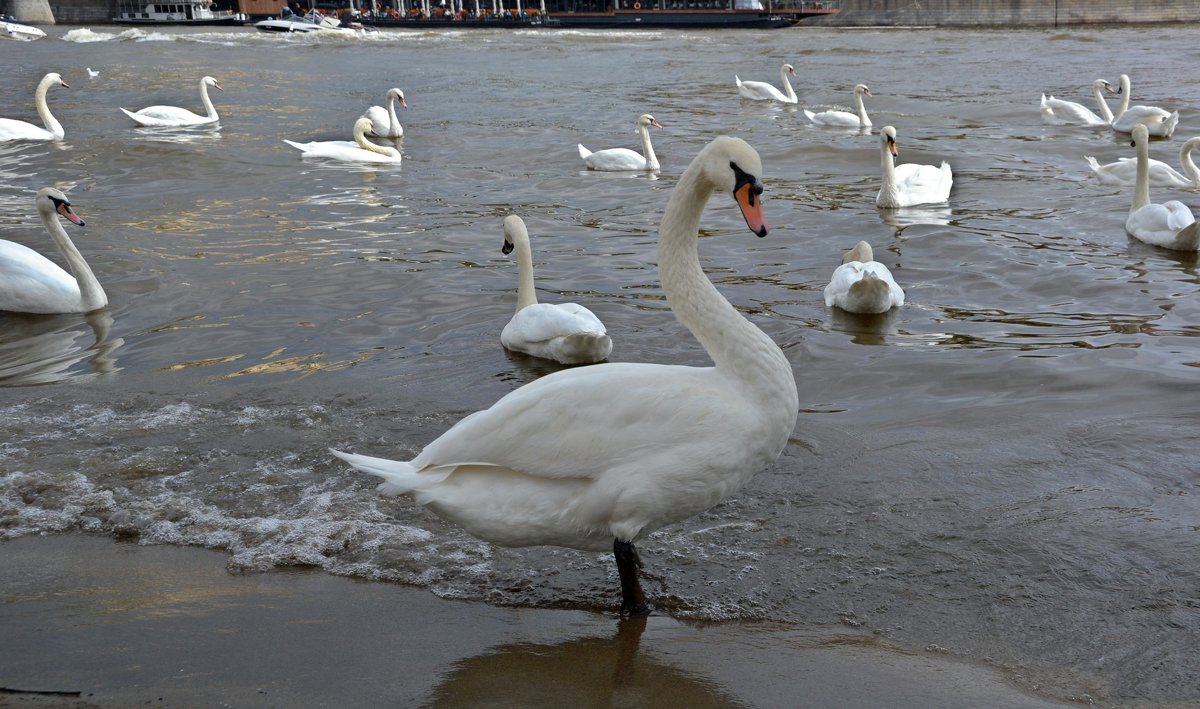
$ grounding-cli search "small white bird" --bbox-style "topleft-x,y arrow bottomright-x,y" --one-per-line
735,63 -> 798,104
578,114 -> 662,172
1110,74 -> 1179,138
1085,136 -> 1200,189
498,215 -> 611,365
362,87 -> 406,139
120,75 -> 223,127
87,67 -> 100,79
823,241 -> 904,314
1124,124 -> 1199,251
804,84 -> 872,128
876,126 -> 953,209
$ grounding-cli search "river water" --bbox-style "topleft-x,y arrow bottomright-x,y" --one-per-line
0,23 -> 1197,706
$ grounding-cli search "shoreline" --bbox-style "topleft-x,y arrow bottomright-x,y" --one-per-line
0,534 -> 1068,708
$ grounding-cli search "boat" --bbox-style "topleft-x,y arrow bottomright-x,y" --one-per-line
543,0 -> 838,28
113,0 -> 245,25
1,15 -> 47,40
358,9 -> 552,29
254,8 -> 363,32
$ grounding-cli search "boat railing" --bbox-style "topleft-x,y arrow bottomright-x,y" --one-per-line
606,0 -> 836,10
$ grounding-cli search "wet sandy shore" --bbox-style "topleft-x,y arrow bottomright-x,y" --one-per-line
0,535 -> 1066,708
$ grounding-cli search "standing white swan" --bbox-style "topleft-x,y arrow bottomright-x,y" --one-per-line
735,63 -> 798,104
362,87 -> 406,139
499,215 -> 612,365
1086,136 -> 1200,188
1110,74 -> 1179,138
578,114 -> 662,171
804,84 -> 872,128
875,126 -> 953,209
1124,125 -> 1199,251
330,136 -> 797,616
0,188 -> 107,314
0,72 -> 69,142
823,241 -> 904,314
120,76 -> 223,127
283,116 -> 402,164
1040,79 -> 1116,127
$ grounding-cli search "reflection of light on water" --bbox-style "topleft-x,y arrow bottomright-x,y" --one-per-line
0,311 -> 122,386
129,125 -> 222,146
878,205 -> 954,232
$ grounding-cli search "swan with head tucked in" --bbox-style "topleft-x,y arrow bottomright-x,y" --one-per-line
735,63 -> 798,104
1125,125 -> 1199,251
362,87 -> 406,139
0,188 -> 107,314
498,215 -> 612,365
875,126 -> 953,209
823,241 -> 904,314
1086,136 -> 1200,188
330,136 -> 797,616
120,75 -> 223,127
578,114 -> 662,172
283,116 -> 402,164
1110,74 -> 1179,138
804,84 -> 872,128
0,73 -> 69,142
1040,79 -> 1116,127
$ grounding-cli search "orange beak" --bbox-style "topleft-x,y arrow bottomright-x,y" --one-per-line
56,202 -> 85,227
734,181 -> 768,237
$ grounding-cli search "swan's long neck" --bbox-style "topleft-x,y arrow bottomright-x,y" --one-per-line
513,232 -> 538,311
387,95 -> 402,136
779,67 -> 797,103
35,76 -> 64,140
657,169 -> 792,397
878,141 -> 898,205
1093,82 -> 1114,123
638,124 -> 659,170
854,91 -> 870,125
1133,134 -> 1151,213
199,80 -> 218,120
1180,139 -> 1200,186
1115,76 -> 1132,120
42,207 -> 107,311
354,128 -> 399,157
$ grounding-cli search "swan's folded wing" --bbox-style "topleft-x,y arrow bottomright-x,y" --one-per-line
0,245 -> 77,312
1164,201 -> 1197,231
503,303 -> 606,344
413,362 -> 738,481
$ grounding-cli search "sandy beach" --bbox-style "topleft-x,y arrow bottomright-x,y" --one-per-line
0,535 -> 1067,708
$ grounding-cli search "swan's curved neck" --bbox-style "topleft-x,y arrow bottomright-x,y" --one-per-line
1115,76 -> 1132,119
854,91 -> 870,125
1133,136 -> 1151,213
638,124 -> 659,170
1093,82 -> 1114,123
42,208 -> 107,311
878,142 -> 898,205
35,77 -> 64,140
387,95 -> 401,134
512,232 -> 538,311
657,168 -> 792,394
779,67 -> 797,103
1180,139 -> 1200,186
354,129 -> 398,157
199,80 -> 218,120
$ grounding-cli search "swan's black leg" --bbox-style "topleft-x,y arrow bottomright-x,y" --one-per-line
614,539 -> 650,617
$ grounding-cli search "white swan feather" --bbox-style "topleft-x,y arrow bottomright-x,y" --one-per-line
1125,125 -> 1199,251
0,72 -> 69,142
1086,136 -> 1200,188
120,75 -> 223,127
735,63 -> 798,104
823,241 -> 904,314
283,116 -> 402,163
804,84 -> 872,128
876,125 -> 953,209
1040,79 -> 1115,127
362,87 -> 406,139
1110,74 -> 1179,138
578,114 -> 662,171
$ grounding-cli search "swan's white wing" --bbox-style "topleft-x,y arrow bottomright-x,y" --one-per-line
1086,156 -> 1190,187
806,109 -> 859,127
1040,95 -> 1107,126
0,240 -> 80,314
737,79 -> 787,102
1127,202 -> 1198,248
823,262 -> 863,306
502,303 -> 606,344
283,139 -> 400,163
582,147 -> 647,171
0,118 -> 55,142
824,261 -> 903,312
1113,106 -> 1179,136
123,105 -> 212,126
894,162 -> 953,202
362,105 -> 389,135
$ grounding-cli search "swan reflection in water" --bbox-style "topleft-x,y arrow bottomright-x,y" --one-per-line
828,307 -> 901,346
427,617 -> 737,708
0,310 -> 122,385
877,204 -> 954,234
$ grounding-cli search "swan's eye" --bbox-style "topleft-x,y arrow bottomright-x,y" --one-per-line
730,162 -> 762,198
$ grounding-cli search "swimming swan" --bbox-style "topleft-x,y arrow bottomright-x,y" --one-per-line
1110,74 -> 1179,138
499,215 -> 612,365
283,116 -> 402,163
823,241 -> 904,314
578,114 -> 662,171
0,72 -> 69,142
875,125 -> 953,209
1086,136 -> 1200,189
331,136 -> 797,616
804,84 -> 872,128
363,87 -> 406,139
1124,125 -> 1199,251
735,63 -> 798,104
120,75 -> 223,127
0,188 -> 107,314
1040,79 -> 1115,127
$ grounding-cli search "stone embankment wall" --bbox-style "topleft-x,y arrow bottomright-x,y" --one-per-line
1,0 -> 108,22
810,0 -> 1200,26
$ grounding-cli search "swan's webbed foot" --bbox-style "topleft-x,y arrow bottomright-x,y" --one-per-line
614,539 -> 650,617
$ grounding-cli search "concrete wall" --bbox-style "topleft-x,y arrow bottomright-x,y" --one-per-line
809,0 -> 1200,26
5,0 -> 57,22
46,0 -> 111,22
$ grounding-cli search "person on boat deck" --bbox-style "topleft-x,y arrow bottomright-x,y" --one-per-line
281,3 -> 293,15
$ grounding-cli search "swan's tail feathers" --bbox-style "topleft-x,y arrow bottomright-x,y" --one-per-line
735,75 -> 743,88
577,144 -> 592,160
119,107 -> 147,125
802,109 -> 817,123
1084,156 -> 1102,174
558,332 -> 613,364
282,139 -> 308,152
329,448 -> 421,496
1165,111 -> 1180,136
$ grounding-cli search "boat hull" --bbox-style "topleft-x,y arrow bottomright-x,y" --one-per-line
2,18 -> 47,39
548,9 -> 790,27
113,16 -> 243,24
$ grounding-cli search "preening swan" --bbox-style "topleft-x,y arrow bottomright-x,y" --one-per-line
331,136 -> 797,616
283,116 -> 402,164
0,188 -> 107,314
578,114 -> 662,172
735,63 -> 798,104
362,87 -> 406,139
499,215 -> 612,365
804,84 -> 872,128
1040,79 -> 1115,127
1110,74 -> 1179,138
120,75 -> 223,127
823,241 -> 904,314
0,72 -> 69,142
875,125 -> 953,209
1124,124 -> 1199,251
1086,136 -> 1200,188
